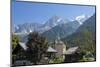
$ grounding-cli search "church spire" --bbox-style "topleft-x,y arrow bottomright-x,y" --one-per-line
57,33 -> 60,41
55,33 -> 60,44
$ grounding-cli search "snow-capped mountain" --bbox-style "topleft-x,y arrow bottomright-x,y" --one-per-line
75,14 -> 88,25
13,15 -> 91,42
13,15 -> 89,34
14,16 -> 69,34
43,16 -> 68,27
14,23 -> 42,34
39,16 -> 69,33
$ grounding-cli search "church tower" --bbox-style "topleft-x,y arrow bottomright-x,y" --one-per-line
54,34 -> 66,59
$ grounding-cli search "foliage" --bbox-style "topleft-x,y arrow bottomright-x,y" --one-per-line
12,54 -> 16,64
79,51 -> 95,62
26,32 -> 48,64
79,57 -> 95,62
49,56 -> 64,64
12,34 -> 20,49
62,14 -> 96,53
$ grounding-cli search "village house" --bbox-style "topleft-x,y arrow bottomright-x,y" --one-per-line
64,46 -> 82,63
52,36 -> 82,63
12,39 -> 81,66
12,42 -> 32,66
12,42 -> 58,65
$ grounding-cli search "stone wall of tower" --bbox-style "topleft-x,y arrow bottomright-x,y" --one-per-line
55,41 -> 66,57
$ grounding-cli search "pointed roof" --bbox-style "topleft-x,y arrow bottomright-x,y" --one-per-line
47,46 -> 57,53
19,42 -> 27,50
64,46 -> 79,54
55,33 -> 65,45
12,42 -> 27,54
57,33 -> 60,41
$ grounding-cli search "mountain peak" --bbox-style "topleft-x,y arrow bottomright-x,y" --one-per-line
44,16 -> 68,27
75,14 -> 88,25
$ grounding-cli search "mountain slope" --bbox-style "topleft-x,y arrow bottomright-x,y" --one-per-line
14,16 -> 69,34
13,15 -> 88,42
14,15 -> 87,34
42,20 -> 80,41
62,13 -> 96,52
14,23 -> 42,33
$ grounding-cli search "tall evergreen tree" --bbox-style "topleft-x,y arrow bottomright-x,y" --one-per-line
26,32 -> 48,64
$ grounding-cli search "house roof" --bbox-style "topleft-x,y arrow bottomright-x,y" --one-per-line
47,46 -> 57,53
64,46 -> 79,55
19,42 -> 27,50
12,42 -> 27,54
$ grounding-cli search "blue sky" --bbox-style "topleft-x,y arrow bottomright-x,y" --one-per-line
12,1 -> 95,25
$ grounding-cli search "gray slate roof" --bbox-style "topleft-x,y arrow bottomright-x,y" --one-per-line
64,46 -> 79,55
19,42 -> 27,50
47,46 -> 57,53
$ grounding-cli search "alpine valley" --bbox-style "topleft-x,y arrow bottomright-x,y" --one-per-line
13,14 -> 89,42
